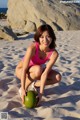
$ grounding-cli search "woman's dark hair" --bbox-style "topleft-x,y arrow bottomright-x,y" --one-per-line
34,24 -> 56,49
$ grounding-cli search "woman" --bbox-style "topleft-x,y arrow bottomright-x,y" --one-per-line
15,24 -> 61,106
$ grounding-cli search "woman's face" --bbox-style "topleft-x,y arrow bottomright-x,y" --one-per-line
39,31 -> 52,48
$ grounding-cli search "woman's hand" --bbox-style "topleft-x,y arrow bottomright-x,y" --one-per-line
21,88 -> 26,104
37,93 -> 43,106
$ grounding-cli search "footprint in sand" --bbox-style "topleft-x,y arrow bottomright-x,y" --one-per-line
62,72 -> 72,77
0,61 -> 4,72
19,55 -> 24,58
60,56 -> 66,61
3,47 -> 8,50
23,48 -> 26,51
65,60 -> 72,64
60,56 -> 72,64
6,53 -> 12,56
72,77 -> 80,81
4,56 -> 13,59
0,79 -> 11,91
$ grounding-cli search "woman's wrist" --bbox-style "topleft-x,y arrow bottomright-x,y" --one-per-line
40,92 -> 43,96
40,88 -> 44,95
21,87 -> 25,91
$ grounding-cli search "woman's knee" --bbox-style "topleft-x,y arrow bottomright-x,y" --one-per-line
15,67 -> 22,80
15,66 -> 21,78
56,73 -> 62,82
15,61 -> 23,76
34,65 -> 43,78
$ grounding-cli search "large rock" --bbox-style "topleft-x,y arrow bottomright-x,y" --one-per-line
7,0 -> 80,31
24,21 -> 36,32
0,26 -> 17,41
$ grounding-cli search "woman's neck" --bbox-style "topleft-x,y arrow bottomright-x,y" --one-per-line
39,45 -> 50,52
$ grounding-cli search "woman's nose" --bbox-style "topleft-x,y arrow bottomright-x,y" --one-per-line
44,37 -> 47,41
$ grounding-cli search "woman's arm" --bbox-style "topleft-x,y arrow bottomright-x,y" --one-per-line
21,44 -> 35,90
40,50 -> 59,94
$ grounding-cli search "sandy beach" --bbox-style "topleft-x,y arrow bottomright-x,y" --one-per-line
0,31 -> 80,120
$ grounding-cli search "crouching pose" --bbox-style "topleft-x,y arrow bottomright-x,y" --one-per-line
15,24 -> 61,106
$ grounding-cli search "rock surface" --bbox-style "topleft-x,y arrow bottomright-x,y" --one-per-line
0,13 -> 7,19
0,26 -> 17,41
7,0 -> 80,31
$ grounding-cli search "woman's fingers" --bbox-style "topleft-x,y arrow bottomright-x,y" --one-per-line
37,94 -> 42,106
21,90 -> 26,104
22,95 -> 25,104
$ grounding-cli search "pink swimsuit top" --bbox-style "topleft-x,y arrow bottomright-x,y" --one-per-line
23,42 -> 54,67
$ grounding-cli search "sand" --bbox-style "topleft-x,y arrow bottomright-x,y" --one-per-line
0,31 -> 80,120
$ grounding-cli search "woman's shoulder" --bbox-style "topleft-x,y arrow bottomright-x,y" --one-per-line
51,49 -> 59,58
28,42 -> 36,50
28,42 -> 39,50
26,42 -> 37,55
50,47 -> 58,52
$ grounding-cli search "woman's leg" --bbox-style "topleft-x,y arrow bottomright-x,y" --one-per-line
25,65 -> 43,90
15,63 -> 43,90
15,61 -> 61,89
34,69 -> 61,87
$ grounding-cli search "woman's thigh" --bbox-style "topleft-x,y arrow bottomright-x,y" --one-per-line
28,65 -> 44,79
29,65 -> 44,73
15,64 -> 44,80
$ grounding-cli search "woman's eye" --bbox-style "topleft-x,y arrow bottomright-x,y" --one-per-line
40,35 -> 51,39
47,36 -> 50,38
40,36 -> 44,38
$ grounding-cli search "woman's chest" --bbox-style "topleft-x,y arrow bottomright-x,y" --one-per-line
38,50 -> 48,60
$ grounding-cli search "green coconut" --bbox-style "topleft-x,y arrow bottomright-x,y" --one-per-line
24,90 -> 38,108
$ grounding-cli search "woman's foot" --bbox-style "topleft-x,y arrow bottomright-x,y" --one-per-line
19,87 -> 27,97
28,81 -> 40,93
19,87 -> 22,97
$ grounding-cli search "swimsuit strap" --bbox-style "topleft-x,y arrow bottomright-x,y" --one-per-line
35,42 -> 39,49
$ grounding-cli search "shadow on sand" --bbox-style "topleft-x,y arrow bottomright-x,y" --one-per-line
17,33 -> 34,40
